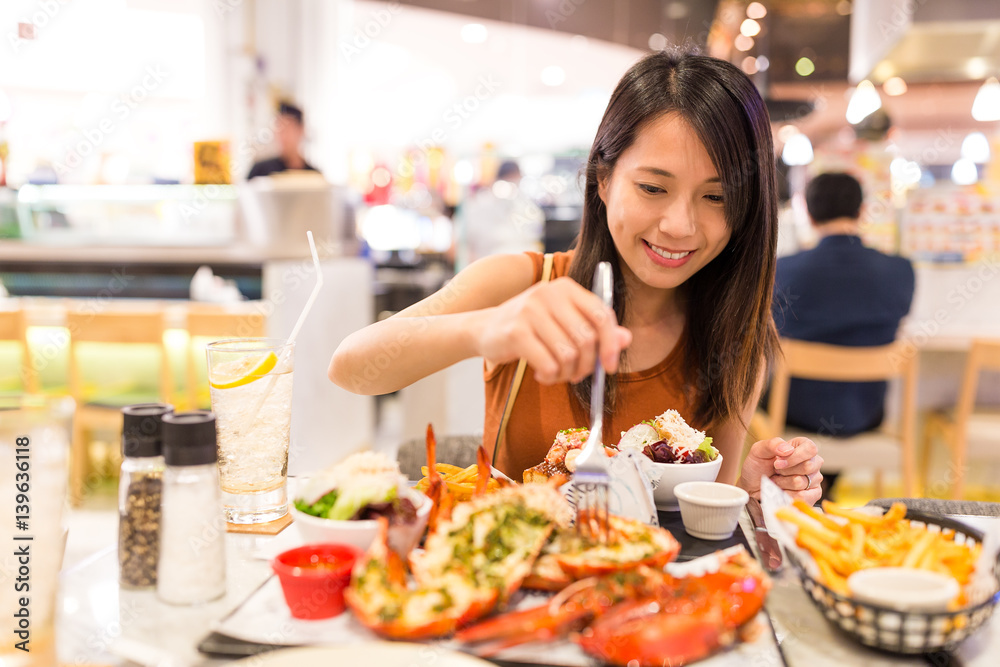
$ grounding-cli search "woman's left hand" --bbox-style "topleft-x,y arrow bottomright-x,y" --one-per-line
739,436 -> 824,506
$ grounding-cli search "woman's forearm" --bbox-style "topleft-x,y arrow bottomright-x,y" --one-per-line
714,430 -> 745,486
328,309 -> 486,395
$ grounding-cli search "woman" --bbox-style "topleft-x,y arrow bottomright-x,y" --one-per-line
330,52 -> 823,504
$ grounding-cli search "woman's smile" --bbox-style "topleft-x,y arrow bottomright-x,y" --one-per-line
643,240 -> 695,267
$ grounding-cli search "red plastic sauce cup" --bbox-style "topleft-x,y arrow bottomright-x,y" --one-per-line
271,543 -> 361,620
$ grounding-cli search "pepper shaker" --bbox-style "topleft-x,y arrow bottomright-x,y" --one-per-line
157,411 -> 226,605
118,403 -> 173,590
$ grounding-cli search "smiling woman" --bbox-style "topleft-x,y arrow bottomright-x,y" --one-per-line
329,51 -> 825,506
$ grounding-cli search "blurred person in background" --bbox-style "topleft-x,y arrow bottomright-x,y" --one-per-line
247,101 -> 320,179
772,172 -> 915,498
454,160 -> 544,270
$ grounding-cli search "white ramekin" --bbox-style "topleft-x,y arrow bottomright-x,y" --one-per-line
674,481 -> 749,540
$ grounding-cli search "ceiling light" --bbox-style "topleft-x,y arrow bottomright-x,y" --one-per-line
972,77 -> 1000,122
961,132 -> 991,163
795,57 -> 815,77
756,55 -> 770,72
740,18 -> 761,37
648,33 -> 668,51
746,2 -> 767,20
460,23 -> 488,44
872,60 -> 895,81
965,57 -> 989,80
777,125 -> 800,142
951,158 -> 978,186
781,134 -> 814,166
741,57 -> 758,75
541,65 -> 566,87
453,160 -> 474,185
882,76 -> 907,96
734,34 -> 754,52
846,80 -> 882,124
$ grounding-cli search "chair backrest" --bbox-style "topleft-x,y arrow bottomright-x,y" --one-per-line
185,307 -> 266,409
766,338 -> 918,442
0,309 -> 23,341
66,310 -> 170,404
954,339 -> 1000,429
396,435 -> 482,481
186,308 -> 266,339
0,309 -> 39,393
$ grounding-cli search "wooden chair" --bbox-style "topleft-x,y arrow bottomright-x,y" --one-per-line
185,307 -> 266,409
67,310 -> 171,505
922,340 -> 1000,499
0,308 -> 39,394
759,338 -> 919,497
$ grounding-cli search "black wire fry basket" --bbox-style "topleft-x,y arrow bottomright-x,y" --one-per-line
784,510 -> 1000,654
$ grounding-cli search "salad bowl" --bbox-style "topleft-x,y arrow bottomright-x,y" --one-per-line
650,455 -> 723,510
291,491 -> 430,556
291,451 -> 431,555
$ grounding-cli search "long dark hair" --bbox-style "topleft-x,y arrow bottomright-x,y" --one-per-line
568,51 -> 779,431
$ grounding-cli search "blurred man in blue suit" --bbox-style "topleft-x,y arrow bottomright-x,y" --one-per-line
772,172 -> 915,496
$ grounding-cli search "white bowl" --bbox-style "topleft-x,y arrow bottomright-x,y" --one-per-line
847,567 -> 960,612
290,492 -> 431,556
674,480 -> 748,540
650,455 -> 724,510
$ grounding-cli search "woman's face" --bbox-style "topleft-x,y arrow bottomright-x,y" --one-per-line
599,113 -> 731,292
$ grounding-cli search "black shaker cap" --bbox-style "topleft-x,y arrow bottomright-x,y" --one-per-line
162,411 -> 218,466
121,403 -> 174,458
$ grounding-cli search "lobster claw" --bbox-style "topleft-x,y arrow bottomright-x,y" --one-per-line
575,598 -> 732,667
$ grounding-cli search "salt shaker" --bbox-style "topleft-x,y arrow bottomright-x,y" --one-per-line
118,403 -> 173,589
157,411 -> 226,605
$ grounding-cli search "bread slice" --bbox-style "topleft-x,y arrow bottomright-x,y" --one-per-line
523,459 -> 570,484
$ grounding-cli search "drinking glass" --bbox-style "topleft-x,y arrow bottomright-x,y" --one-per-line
0,395 -> 73,667
206,338 -> 294,524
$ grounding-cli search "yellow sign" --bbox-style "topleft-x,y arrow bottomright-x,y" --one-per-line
194,140 -> 231,184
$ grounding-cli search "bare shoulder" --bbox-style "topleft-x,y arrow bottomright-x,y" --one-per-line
396,253 -> 537,318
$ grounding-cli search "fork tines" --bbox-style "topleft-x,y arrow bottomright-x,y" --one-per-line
573,475 -> 610,543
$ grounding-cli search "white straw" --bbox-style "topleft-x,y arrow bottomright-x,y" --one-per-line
286,231 -> 324,345
239,231 -> 323,434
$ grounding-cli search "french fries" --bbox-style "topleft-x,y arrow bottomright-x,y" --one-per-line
415,463 -> 502,501
775,500 -> 981,604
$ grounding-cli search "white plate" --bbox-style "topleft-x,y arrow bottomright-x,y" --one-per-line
232,644 -> 494,666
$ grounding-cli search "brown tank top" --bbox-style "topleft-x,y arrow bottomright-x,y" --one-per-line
483,251 -> 698,479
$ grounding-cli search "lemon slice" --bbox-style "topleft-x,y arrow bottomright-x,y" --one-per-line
210,352 -> 279,389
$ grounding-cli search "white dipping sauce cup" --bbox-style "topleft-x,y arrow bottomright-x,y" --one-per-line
847,567 -> 960,611
675,481 -> 749,540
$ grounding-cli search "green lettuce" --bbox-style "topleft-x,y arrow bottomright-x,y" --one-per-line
698,437 -> 719,461
327,483 -> 397,520
294,489 -> 338,517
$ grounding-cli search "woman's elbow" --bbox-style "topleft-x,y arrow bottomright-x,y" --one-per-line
327,343 -> 362,393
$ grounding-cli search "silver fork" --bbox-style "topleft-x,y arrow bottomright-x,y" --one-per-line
573,261 -> 614,542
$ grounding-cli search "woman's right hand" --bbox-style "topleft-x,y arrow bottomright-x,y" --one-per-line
472,277 -> 633,384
